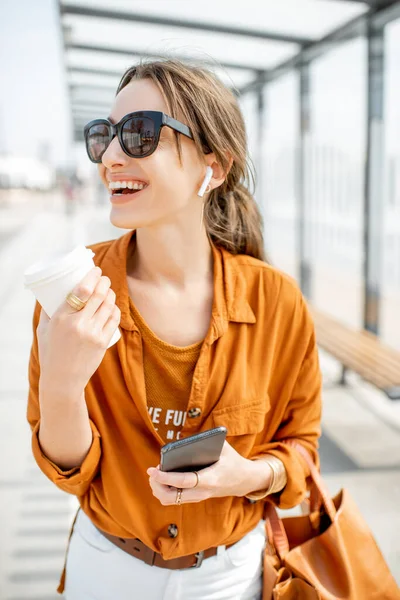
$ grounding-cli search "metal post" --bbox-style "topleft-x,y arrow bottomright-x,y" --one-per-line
298,62 -> 312,298
363,19 -> 385,334
256,84 -> 265,211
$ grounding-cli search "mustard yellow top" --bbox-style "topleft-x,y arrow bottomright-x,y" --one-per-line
129,299 -> 202,443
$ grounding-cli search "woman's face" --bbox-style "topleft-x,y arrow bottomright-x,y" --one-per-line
98,78 -> 207,230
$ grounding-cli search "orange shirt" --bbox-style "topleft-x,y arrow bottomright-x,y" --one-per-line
27,231 -> 322,575
129,298 -> 202,442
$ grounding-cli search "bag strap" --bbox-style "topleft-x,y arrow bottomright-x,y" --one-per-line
286,441 -> 336,522
264,441 -> 337,559
265,501 -> 290,557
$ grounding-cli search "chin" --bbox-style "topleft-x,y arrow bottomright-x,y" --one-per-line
109,207 -> 148,231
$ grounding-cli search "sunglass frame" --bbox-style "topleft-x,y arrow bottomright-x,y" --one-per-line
84,110 -> 194,163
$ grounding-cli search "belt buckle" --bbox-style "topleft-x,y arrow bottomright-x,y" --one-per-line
184,550 -> 204,569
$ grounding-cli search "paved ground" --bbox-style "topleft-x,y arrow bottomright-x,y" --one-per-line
0,196 -> 399,599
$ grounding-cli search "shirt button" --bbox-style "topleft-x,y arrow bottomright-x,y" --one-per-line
168,524 -> 179,538
188,407 -> 201,418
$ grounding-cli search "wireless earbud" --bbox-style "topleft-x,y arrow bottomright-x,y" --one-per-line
197,166 -> 213,197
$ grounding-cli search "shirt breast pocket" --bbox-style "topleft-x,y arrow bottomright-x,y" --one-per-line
205,397 -> 270,516
212,396 -> 270,458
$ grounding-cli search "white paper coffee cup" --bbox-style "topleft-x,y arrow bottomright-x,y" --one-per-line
24,245 -> 121,349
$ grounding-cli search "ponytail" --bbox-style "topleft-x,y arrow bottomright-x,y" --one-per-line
205,183 -> 265,261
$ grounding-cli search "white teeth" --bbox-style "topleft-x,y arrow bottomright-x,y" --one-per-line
108,180 -> 147,190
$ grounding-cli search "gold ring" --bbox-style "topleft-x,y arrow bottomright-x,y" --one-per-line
175,488 -> 183,506
66,292 -> 87,312
193,471 -> 200,488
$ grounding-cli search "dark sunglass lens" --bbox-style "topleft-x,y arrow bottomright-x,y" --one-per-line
86,123 -> 112,162
122,117 -> 156,156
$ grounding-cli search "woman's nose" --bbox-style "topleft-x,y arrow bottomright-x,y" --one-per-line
101,135 -> 128,168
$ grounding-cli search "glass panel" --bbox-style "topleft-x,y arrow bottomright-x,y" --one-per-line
66,51 -> 255,93
63,14 -> 299,71
239,90 -> 263,224
261,72 -> 299,278
212,68 -> 256,90
239,92 -> 259,175
381,18 -> 400,350
61,0 -> 367,40
71,89 -> 115,130
68,72 -> 121,88
67,48 -> 141,73
307,37 -> 366,328
71,87 -> 115,104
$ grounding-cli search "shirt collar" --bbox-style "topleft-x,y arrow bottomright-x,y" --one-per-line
99,231 -> 256,333
212,245 -> 256,325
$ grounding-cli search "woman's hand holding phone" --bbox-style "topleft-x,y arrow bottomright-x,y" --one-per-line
147,441 -> 271,506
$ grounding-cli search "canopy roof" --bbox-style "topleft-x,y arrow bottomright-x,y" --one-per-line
58,0 -> 395,140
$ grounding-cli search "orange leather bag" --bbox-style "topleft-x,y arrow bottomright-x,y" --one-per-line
263,443 -> 400,600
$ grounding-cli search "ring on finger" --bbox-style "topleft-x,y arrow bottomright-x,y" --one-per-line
193,471 -> 200,489
66,292 -> 87,311
175,488 -> 183,506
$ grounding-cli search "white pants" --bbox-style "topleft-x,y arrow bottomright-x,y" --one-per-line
63,509 -> 264,600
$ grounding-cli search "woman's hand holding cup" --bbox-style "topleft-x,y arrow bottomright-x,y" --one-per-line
37,267 -> 121,397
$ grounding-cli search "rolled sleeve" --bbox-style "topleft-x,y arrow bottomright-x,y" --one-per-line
252,330 -> 322,510
27,301 -> 102,497
31,419 -> 101,496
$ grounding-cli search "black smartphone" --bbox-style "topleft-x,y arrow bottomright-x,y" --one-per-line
160,426 -> 227,472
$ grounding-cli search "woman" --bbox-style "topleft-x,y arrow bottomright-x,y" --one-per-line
27,60 -> 322,599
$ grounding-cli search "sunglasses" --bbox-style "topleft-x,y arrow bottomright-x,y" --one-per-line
84,110 -> 194,164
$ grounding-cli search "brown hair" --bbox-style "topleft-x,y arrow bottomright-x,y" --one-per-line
117,60 -> 265,261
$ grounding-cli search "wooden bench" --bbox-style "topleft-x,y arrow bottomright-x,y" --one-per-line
309,307 -> 400,400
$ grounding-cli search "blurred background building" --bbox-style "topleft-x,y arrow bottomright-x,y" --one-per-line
0,1 -> 400,598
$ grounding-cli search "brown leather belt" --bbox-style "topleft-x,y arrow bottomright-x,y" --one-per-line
97,528 -> 235,570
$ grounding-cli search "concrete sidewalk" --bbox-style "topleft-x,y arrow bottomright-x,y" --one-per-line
0,205 -> 399,599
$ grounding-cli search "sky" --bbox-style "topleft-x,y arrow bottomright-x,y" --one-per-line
0,0 -> 71,167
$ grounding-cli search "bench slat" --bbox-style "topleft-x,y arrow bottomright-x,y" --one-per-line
313,317 -> 400,364
309,307 -> 400,391
311,311 -> 400,369
314,324 -> 400,380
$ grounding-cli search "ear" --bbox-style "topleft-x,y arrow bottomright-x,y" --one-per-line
204,153 -> 233,190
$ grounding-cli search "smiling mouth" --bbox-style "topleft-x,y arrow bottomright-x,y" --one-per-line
109,181 -> 148,196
